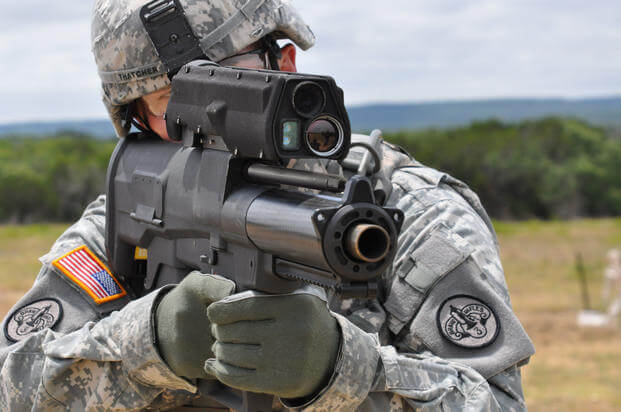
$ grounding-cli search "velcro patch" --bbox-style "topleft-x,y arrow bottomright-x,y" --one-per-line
4,299 -> 62,342
52,246 -> 127,305
437,295 -> 499,348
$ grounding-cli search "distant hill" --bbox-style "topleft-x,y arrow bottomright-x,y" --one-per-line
348,97 -> 621,132
0,120 -> 115,139
1,97 -> 619,137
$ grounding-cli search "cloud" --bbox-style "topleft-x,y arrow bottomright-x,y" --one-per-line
294,0 -> 621,103
2,1 -> 91,29
0,0 -> 620,122
0,18 -> 100,122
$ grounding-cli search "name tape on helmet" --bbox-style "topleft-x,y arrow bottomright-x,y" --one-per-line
98,62 -> 167,85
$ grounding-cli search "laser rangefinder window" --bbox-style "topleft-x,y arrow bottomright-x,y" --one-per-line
293,81 -> 325,118
282,120 -> 300,151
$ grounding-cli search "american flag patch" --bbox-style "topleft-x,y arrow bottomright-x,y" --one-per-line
52,246 -> 127,304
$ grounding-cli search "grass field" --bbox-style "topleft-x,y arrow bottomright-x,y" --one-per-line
1,219 -> 620,410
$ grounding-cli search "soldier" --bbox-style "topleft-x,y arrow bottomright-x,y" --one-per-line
0,0 -> 535,410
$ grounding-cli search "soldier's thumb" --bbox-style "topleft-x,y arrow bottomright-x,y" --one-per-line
192,272 -> 236,304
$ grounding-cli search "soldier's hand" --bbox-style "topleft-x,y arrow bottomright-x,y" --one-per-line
155,271 -> 236,379
204,291 -> 340,399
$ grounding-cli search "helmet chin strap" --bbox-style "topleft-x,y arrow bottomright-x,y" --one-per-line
124,101 -> 158,136
263,35 -> 281,71
131,118 -> 154,135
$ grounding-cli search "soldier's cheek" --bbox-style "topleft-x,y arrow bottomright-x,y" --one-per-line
149,115 -> 172,142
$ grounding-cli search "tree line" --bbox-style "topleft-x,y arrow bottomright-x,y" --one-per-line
0,117 -> 619,223
386,117 -> 621,219
0,133 -> 115,223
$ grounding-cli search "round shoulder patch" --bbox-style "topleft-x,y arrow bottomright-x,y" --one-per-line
437,295 -> 499,348
4,298 -> 63,343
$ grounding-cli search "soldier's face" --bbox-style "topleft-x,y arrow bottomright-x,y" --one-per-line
137,43 -> 298,141
137,87 -> 173,141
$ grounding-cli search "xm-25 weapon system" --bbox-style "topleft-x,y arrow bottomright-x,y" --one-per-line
106,61 -> 404,301
105,61 -> 405,411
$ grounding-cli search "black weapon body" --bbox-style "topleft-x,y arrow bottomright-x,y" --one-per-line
105,63 -> 404,411
106,136 -> 402,298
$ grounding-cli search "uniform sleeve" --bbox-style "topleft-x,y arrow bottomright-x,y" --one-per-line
283,166 -> 534,411
0,196 -> 195,410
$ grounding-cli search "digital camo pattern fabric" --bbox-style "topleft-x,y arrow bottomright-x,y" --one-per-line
0,143 -> 533,410
92,0 -> 315,136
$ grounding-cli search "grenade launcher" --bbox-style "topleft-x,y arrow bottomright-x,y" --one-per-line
105,61 -> 404,300
105,61 -> 404,411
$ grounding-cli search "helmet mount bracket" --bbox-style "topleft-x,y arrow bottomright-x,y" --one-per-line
140,0 -> 205,75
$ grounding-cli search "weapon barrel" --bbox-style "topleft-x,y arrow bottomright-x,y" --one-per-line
345,223 -> 390,263
246,190 -> 339,270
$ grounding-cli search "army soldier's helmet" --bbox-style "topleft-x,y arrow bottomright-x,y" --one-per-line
91,0 -> 315,137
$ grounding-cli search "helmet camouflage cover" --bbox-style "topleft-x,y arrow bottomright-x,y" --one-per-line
91,0 -> 315,137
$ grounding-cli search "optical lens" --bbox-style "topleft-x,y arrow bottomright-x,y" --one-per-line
306,118 -> 341,156
293,82 -> 325,118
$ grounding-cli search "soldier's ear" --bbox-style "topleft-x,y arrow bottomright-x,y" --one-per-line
278,44 -> 297,73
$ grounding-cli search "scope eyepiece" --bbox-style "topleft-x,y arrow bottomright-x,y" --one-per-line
306,115 -> 344,158
292,81 -> 326,118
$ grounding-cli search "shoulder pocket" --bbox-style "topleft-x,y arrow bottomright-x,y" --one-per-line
384,223 -> 473,335
392,167 -> 446,191
403,257 -> 535,378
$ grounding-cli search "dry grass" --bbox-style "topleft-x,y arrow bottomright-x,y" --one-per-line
496,218 -> 621,411
0,224 -> 68,315
0,219 -> 620,409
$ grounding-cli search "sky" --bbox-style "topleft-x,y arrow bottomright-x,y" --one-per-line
1,0 -> 620,123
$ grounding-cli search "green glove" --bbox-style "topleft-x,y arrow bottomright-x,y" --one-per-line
155,271 -> 236,379
204,289 -> 340,399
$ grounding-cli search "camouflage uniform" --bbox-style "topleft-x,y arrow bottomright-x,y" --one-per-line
2,0 -> 534,409
0,140 -> 534,411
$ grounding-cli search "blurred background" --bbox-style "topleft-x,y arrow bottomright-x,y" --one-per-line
1,1 -> 620,409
